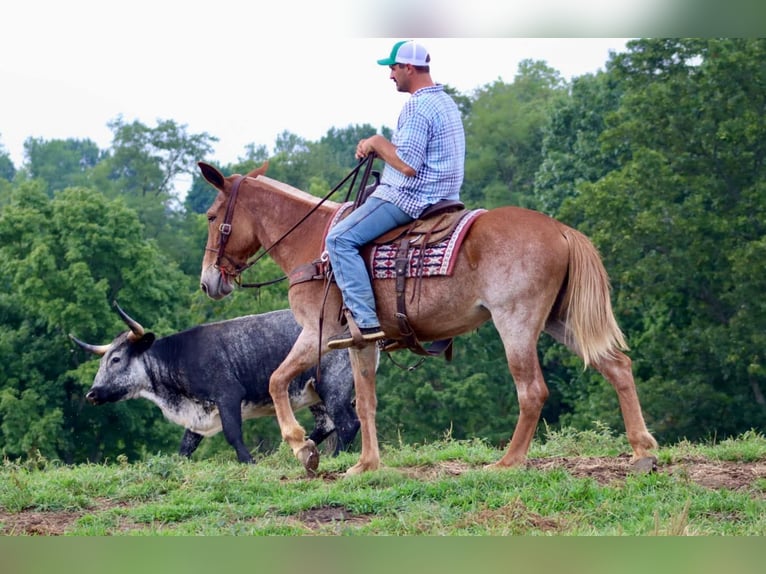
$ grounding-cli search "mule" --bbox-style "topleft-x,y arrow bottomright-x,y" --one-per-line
198,161 -> 658,476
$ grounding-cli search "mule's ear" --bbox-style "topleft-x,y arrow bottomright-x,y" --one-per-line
198,162 -> 225,189
246,161 -> 269,178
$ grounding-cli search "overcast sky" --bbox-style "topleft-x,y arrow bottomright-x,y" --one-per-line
0,2 -> 635,169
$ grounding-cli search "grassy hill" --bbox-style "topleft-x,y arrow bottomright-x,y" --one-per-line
1,426 -> 765,535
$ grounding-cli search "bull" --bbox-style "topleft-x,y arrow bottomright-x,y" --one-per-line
70,304 -> 360,463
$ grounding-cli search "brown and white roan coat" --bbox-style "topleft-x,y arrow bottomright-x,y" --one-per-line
71,306 -> 360,462
197,161 -> 658,476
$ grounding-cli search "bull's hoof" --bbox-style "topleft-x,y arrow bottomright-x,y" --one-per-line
631,455 -> 658,474
297,440 -> 319,477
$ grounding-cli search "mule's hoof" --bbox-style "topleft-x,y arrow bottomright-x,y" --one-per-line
485,458 -> 526,470
297,440 -> 319,477
631,456 -> 658,474
344,461 -> 379,476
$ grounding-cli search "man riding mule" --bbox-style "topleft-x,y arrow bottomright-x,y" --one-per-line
325,40 -> 465,350
197,44 -> 658,477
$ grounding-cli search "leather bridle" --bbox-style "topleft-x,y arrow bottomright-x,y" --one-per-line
210,174 -> 246,277
206,155 -> 377,289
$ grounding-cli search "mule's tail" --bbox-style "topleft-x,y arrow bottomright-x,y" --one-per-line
559,227 -> 628,368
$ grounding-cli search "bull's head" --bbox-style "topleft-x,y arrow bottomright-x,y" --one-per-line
70,302 -> 156,404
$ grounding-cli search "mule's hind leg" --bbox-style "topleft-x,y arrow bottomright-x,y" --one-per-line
545,319 -> 658,460
590,351 -> 658,459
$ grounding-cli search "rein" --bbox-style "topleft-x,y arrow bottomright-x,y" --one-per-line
212,155 -> 377,289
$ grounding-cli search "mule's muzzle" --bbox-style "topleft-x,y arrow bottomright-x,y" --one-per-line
200,266 -> 234,300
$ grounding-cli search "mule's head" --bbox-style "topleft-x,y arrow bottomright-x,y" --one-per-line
198,161 -> 269,300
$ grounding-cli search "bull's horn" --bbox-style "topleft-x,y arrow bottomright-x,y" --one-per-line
113,301 -> 145,340
69,334 -> 110,356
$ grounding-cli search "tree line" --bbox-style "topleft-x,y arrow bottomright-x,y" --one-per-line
0,38 -> 764,463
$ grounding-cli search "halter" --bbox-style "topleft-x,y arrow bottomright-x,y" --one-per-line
212,174 -> 246,275
207,155 -> 377,289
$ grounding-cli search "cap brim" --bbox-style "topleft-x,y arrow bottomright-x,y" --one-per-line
377,57 -> 396,66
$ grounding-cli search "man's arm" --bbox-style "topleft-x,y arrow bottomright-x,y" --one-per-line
356,135 -> 416,177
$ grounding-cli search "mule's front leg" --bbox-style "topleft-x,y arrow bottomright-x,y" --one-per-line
345,345 -> 380,475
269,345 -> 319,476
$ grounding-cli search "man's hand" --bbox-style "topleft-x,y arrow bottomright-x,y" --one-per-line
355,135 -> 415,177
355,137 -> 375,159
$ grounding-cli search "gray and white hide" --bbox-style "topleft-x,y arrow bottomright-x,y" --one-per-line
72,307 -> 362,463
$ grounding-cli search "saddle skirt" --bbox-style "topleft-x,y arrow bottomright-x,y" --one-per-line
327,202 -> 486,280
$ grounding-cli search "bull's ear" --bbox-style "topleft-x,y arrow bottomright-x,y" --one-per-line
133,332 -> 156,354
198,162 -> 225,189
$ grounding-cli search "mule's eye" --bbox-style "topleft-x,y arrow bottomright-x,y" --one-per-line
207,214 -> 216,223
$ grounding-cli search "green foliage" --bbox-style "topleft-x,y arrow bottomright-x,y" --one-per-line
534,70 -> 624,214
23,137 -> 101,194
1,42 -> 765,464
548,38 -> 766,441
105,116 -> 216,199
0,139 -> 16,182
377,324 -> 521,448
462,59 -> 567,210
0,182 -> 190,462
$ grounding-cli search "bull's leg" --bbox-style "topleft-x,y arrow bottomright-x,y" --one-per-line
344,344 -> 380,475
218,400 -> 254,463
178,429 -> 204,458
492,318 -> 549,468
269,333 -> 320,474
317,351 -> 360,455
307,404 -> 336,452
327,401 -> 361,455
545,319 -> 658,461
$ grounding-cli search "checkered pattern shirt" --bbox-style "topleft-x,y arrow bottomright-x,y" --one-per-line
371,84 -> 465,218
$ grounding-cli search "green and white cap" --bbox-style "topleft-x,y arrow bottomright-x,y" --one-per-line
377,40 -> 431,66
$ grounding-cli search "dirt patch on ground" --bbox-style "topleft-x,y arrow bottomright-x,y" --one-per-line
2,456 -> 763,535
0,509 -> 77,536
528,454 -> 766,492
297,505 -> 372,532
395,454 -> 765,492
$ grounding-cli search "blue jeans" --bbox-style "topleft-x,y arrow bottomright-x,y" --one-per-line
325,198 -> 414,328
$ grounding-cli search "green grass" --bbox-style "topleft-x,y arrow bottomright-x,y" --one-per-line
1,427 -> 765,535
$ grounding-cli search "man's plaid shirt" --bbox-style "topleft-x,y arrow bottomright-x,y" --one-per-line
371,84 -> 465,218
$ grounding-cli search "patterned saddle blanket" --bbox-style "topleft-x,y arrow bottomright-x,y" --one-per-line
327,202 -> 486,279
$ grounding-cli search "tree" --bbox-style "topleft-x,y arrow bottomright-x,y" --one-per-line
0,139 -> 15,182
23,137 -> 102,195
554,38 -> 766,441
376,325 -> 523,448
105,116 -> 216,200
461,60 -> 567,210
0,182 -> 193,462
534,70 -> 625,215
